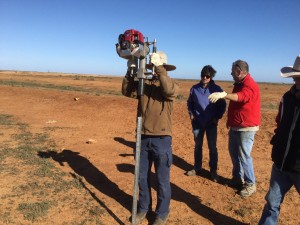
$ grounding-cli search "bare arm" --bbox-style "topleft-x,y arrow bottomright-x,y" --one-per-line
225,93 -> 239,102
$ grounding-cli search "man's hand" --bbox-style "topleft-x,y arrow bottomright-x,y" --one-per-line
150,53 -> 164,67
208,91 -> 227,103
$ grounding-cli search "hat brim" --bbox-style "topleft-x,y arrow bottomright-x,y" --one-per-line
280,66 -> 300,77
146,64 -> 176,71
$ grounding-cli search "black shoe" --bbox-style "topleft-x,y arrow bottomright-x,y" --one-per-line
230,177 -> 244,190
210,170 -> 219,182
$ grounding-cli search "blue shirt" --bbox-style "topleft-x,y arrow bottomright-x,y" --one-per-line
187,80 -> 226,128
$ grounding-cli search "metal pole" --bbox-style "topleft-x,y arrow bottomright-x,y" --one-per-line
131,116 -> 142,225
131,56 -> 146,225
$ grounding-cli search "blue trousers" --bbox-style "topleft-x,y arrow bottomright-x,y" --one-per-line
258,164 -> 300,225
228,130 -> 256,184
138,135 -> 172,219
193,123 -> 218,171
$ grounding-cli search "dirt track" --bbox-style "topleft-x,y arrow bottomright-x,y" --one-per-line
0,71 -> 299,225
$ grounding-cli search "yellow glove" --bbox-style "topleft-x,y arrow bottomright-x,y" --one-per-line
208,91 -> 227,103
150,53 -> 164,67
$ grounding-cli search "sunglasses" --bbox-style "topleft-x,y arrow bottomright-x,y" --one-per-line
201,75 -> 211,79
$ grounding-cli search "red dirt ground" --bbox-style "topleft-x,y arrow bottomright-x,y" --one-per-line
0,71 -> 299,225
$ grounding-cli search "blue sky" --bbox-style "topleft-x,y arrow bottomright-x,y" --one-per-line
0,0 -> 299,83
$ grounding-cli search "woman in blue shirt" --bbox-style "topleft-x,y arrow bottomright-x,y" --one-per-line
186,65 -> 226,182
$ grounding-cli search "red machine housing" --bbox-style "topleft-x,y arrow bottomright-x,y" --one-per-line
118,29 -> 144,49
116,29 -> 149,59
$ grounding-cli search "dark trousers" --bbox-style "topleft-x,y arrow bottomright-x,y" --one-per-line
138,135 -> 172,219
193,123 -> 218,171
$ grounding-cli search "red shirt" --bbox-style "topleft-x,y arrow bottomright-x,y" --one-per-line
227,74 -> 261,128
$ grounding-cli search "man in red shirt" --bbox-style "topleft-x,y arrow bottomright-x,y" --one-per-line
209,60 -> 260,197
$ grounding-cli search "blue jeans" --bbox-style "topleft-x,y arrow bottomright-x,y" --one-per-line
138,135 -> 172,219
193,123 -> 218,171
228,130 -> 256,184
258,164 -> 300,225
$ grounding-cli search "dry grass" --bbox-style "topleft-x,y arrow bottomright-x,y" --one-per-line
0,114 -> 105,224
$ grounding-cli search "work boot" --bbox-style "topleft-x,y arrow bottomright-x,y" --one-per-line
185,169 -> 200,176
153,215 -> 168,225
239,183 -> 256,197
130,211 -> 147,224
210,170 -> 219,182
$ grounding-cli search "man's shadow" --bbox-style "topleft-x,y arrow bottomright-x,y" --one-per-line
38,149 -> 131,225
114,137 -> 233,188
117,163 -> 248,225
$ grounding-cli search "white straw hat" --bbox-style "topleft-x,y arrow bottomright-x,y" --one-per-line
280,55 -> 300,77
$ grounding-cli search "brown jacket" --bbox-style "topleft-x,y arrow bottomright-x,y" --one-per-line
122,65 -> 179,136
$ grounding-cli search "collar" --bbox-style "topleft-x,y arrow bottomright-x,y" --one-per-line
290,85 -> 300,100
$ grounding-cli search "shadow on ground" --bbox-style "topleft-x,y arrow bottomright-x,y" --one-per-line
38,149 -> 131,225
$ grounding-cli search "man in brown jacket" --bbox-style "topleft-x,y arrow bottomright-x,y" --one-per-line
122,51 -> 178,225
